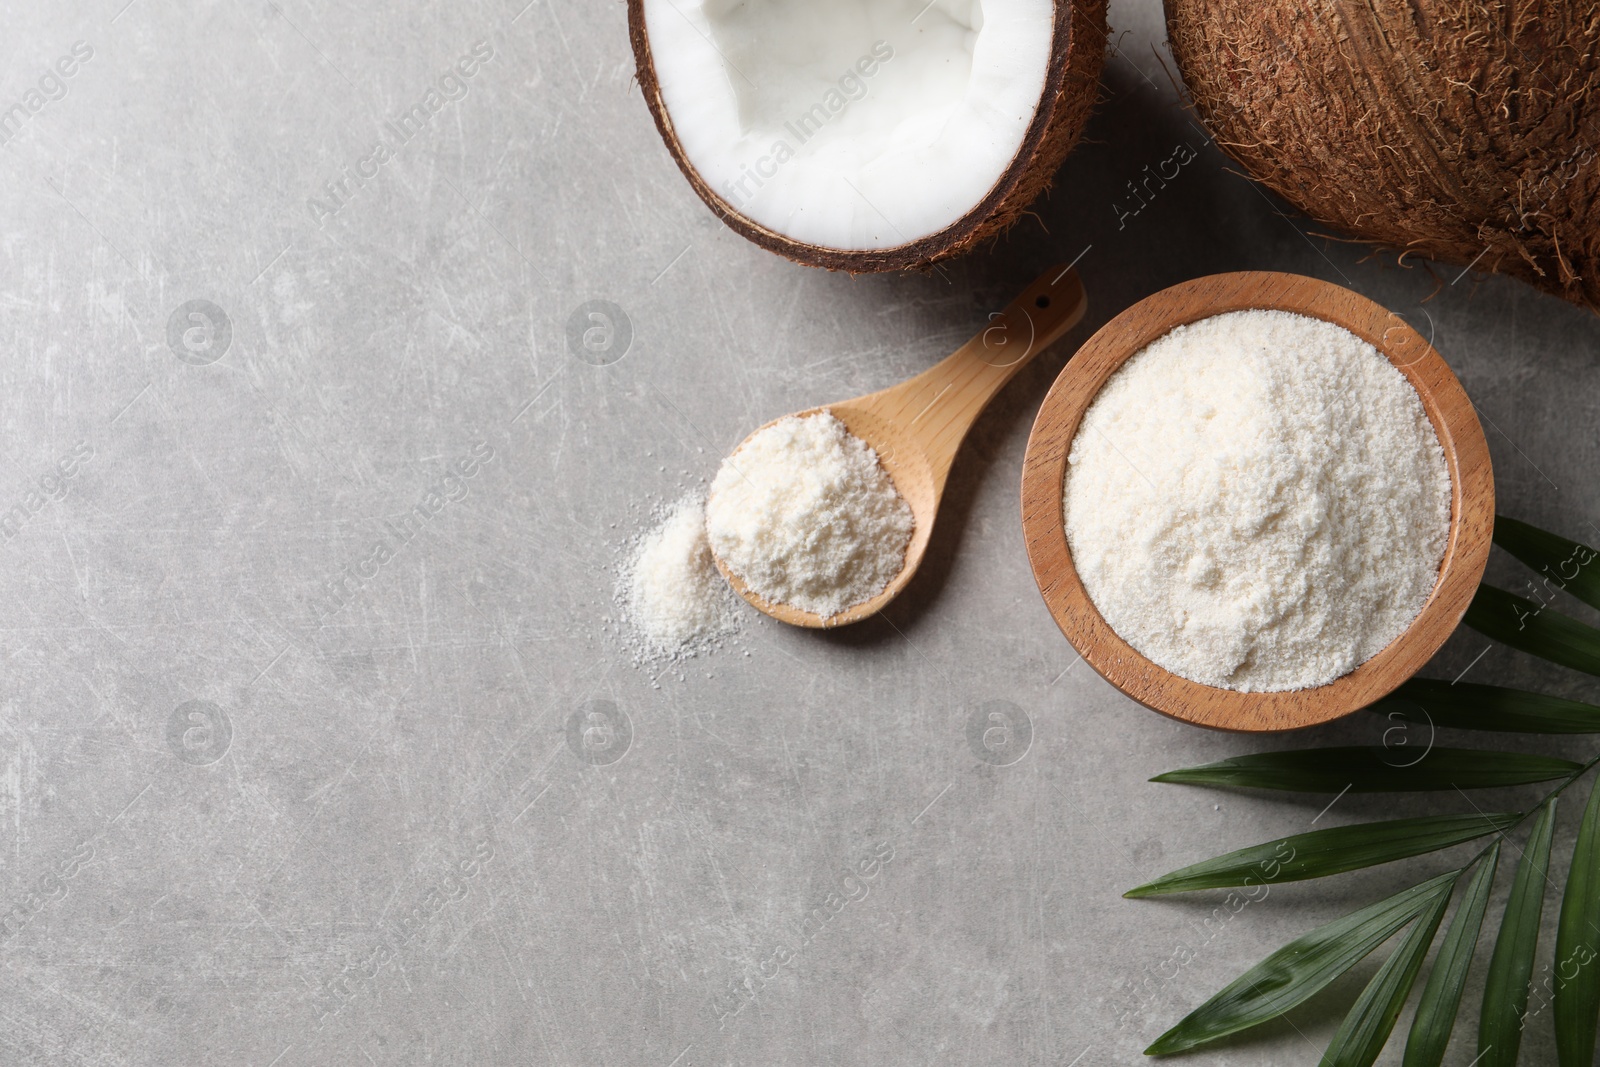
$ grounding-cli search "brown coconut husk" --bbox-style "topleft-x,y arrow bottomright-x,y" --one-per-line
628,0 -> 1107,273
1165,0 -> 1600,312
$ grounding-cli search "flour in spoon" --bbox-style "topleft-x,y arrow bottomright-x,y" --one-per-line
707,411 -> 913,618
1063,310 -> 1450,692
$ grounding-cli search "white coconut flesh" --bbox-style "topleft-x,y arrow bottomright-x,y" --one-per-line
642,0 -> 1055,251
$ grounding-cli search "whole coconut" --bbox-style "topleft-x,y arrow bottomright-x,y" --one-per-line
1165,0 -> 1600,311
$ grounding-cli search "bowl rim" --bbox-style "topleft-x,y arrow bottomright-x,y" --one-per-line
1019,270 -> 1494,732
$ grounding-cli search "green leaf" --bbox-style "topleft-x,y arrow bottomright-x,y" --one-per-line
1466,584 -> 1600,677
1145,872 -> 1459,1056
1126,813 -> 1518,898
1404,845 -> 1501,1067
1150,748 -> 1581,793
1479,799 -> 1559,1067
1379,679 -> 1600,734
1555,779 -> 1600,1065
1494,516 -> 1600,614
1320,882 -> 1453,1067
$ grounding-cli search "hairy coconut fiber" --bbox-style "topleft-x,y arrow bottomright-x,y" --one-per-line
630,0 -> 1107,273
1166,0 -> 1600,311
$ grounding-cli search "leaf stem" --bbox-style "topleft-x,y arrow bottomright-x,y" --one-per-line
1464,747 -> 1600,865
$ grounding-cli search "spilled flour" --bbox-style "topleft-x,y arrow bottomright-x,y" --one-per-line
619,496 -> 742,660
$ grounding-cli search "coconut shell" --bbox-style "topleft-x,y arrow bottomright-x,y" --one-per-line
1166,0 -> 1600,312
629,0 -> 1107,273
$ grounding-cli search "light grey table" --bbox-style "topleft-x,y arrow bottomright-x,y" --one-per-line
3,1 -> 1597,1064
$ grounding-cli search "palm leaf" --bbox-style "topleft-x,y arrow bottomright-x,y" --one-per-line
1554,779 -> 1600,1065
1150,748 -> 1581,793
1126,813 -> 1518,898
1379,680 -> 1600,734
1466,584 -> 1600,677
1145,872 -> 1459,1056
1403,845 -> 1501,1067
1135,518 -> 1600,1064
1320,884 -> 1453,1067
1493,517 -> 1600,613
1479,799 -> 1559,1067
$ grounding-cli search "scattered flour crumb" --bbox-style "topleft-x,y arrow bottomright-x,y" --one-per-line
619,495 -> 742,660
706,411 -> 913,618
1063,309 -> 1451,693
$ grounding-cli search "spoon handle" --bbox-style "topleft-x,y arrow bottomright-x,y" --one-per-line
890,265 -> 1087,481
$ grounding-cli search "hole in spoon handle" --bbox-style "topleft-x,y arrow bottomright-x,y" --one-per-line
978,266 -> 1088,370
906,267 -> 1089,480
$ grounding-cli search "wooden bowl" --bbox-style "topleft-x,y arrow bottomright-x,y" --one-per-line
1020,272 -> 1494,732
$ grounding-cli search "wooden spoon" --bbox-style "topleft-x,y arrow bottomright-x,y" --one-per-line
1020,271 -> 1494,732
710,265 -> 1087,629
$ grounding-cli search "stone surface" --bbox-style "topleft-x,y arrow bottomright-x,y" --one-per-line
1,1 -> 1597,1064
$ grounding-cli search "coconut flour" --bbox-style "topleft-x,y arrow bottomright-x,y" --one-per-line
620,496 -> 742,659
1063,309 -> 1451,692
707,411 -> 913,618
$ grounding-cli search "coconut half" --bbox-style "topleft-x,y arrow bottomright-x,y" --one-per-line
629,0 -> 1106,271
